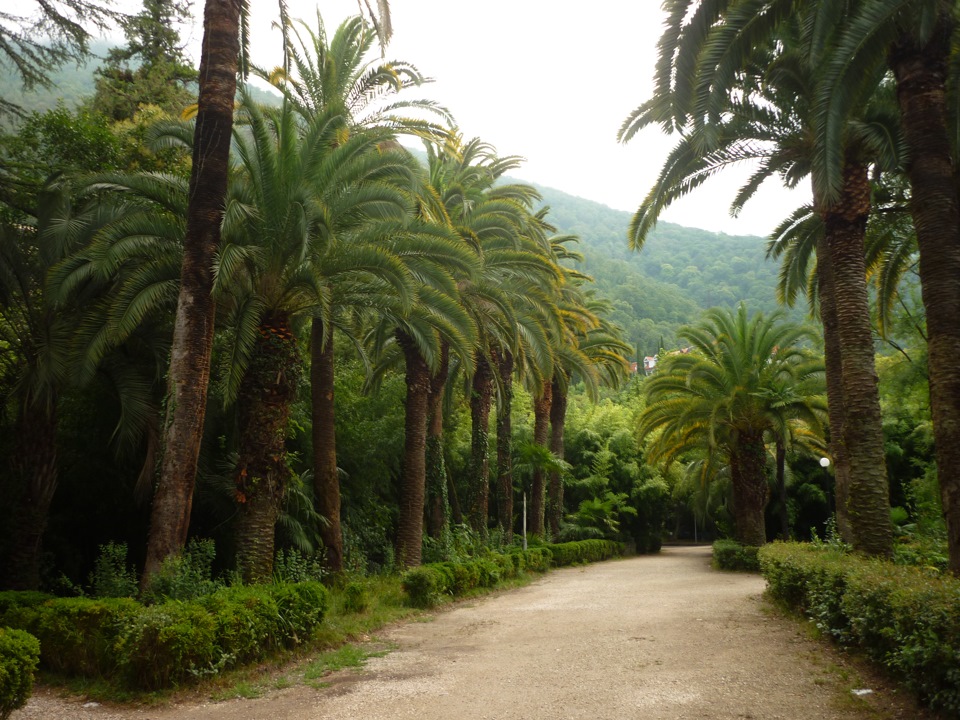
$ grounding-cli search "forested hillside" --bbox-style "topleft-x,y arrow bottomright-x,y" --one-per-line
533,185 -> 801,355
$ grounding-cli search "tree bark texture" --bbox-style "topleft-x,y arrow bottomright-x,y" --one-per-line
396,330 -> 430,568
495,350 -> 514,542
311,319 -> 342,574
890,13 -> 960,574
4,402 -> 58,590
822,160 -> 892,557
235,313 -> 301,583
815,234 -> 853,543
468,353 -> 493,539
730,430 -> 768,547
530,382 -> 552,537
143,0 -> 242,586
426,344 -> 450,540
547,376 -> 567,540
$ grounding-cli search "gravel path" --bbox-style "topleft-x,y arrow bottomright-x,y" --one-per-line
15,546 -> 934,720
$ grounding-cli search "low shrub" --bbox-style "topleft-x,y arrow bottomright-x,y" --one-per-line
544,539 -> 624,566
0,582 -> 329,691
341,581 -> 369,613
117,601 -> 219,689
402,541 -> 620,608
0,627 -> 40,720
401,566 -> 443,609
712,540 -> 760,572
759,542 -> 960,714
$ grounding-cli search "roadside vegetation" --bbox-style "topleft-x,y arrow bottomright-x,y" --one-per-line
1,0 -> 958,715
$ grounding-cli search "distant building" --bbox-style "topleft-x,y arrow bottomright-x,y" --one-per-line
643,356 -> 657,375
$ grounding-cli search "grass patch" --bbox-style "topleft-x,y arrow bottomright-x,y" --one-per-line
302,643 -> 393,680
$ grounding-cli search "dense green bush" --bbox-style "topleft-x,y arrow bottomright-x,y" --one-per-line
0,582 -> 329,691
759,542 -> 960,714
341,581 -> 369,613
712,540 -> 760,572
543,539 -> 624,566
118,601 -> 219,689
0,627 -> 40,720
401,541 -> 621,608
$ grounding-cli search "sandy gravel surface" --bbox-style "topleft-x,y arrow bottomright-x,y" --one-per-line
15,546 -> 934,720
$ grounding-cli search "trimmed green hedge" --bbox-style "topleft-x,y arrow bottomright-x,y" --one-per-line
543,540 -> 624,567
759,542 -> 960,714
0,627 -> 40,720
713,540 -> 761,572
401,541 -> 623,608
0,582 -> 328,691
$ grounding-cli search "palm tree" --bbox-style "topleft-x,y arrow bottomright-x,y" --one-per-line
815,0 -> 960,573
144,0 -> 396,586
0,191 -> 73,589
263,11 -> 449,574
620,6 -> 895,555
640,306 -> 826,546
143,0 -> 244,587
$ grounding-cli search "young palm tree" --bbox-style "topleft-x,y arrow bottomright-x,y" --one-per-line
640,306 -> 826,546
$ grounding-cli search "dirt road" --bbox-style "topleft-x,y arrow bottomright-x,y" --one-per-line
16,546 -> 932,719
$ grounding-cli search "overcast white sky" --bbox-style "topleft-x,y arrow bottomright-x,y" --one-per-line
175,0 -> 808,237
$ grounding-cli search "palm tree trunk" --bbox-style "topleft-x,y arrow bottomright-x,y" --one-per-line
547,376 -> 567,540
776,439 -> 789,541
816,234 -> 853,543
822,159 -> 892,557
4,401 -> 58,590
468,353 -> 493,539
311,318 -> 342,574
235,313 -> 301,583
143,0 -> 242,587
396,330 -> 430,568
890,14 -> 960,574
425,344 -> 450,540
730,431 -> 768,547
530,382 -> 552,537
495,350 -> 514,542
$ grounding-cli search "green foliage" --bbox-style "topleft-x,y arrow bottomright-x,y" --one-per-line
401,566 -> 444,609
341,582 -> 369,614
89,542 -> 138,598
140,539 -> 219,603
118,600 -> 219,689
0,582 -> 328,690
760,542 -> 960,714
712,540 -> 760,572
273,548 -> 324,585
542,539 -> 624,567
401,547 -> 557,608
0,627 -> 40,720
11,597 -> 139,676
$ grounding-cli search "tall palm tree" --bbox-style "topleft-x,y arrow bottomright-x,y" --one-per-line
263,11 -> 449,574
143,0 -> 244,586
144,0 -> 396,586
620,5 -> 895,555
814,0 -> 960,573
640,305 -> 826,546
